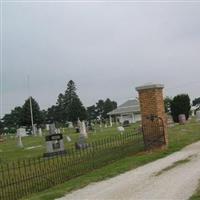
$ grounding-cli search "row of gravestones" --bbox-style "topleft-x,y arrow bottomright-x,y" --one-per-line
44,120 -> 89,157
15,121 -> 127,153
43,121 -> 126,157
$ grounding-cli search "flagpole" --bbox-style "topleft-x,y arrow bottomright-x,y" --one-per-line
27,75 -> 34,135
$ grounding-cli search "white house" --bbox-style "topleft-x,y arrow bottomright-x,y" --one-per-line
191,105 -> 200,116
108,99 -> 141,124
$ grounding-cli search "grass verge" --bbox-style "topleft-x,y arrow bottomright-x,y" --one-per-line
155,156 -> 191,176
190,180 -> 200,200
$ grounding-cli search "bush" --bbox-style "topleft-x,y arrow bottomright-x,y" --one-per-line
170,94 -> 191,123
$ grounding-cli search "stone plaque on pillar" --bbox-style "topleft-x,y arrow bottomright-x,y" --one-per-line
136,84 -> 168,149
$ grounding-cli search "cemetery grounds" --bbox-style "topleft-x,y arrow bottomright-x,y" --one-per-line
1,120 -> 200,199
0,124 -> 137,164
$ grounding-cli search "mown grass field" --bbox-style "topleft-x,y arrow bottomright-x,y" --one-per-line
0,123 -> 138,164
22,119 -> 200,200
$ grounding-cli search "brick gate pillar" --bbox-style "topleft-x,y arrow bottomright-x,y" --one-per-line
135,84 -> 168,148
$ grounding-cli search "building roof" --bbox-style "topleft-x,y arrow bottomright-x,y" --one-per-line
108,99 -> 140,115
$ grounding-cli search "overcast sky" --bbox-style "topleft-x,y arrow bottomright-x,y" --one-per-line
1,1 -> 200,117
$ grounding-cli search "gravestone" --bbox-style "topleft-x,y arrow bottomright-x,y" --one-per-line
31,124 -> 37,135
78,120 -> 88,138
75,134 -> 89,150
75,120 -> 89,149
44,124 -> 66,157
38,128 -> 42,136
117,126 -> 125,135
16,128 -> 27,137
178,114 -> 186,125
46,124 -> 50,131
196,111 -> 200,121
68,122 -> 74,128
17,135 -> 24,148
66,135 -> 72,142
82,121 -> 88,138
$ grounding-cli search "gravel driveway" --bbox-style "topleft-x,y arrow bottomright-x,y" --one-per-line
57,141 -> 200,200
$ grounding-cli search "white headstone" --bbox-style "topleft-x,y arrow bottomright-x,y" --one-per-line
38,128 -> 42,136
78,120 -> 88,138
16,128 -> 27,137
78,119 -> 82,129
17,135 -> 24,148
117,126 -> 125,135
32,124 -> 37,135
49,124 -> 56,135
196,110 -> 200,121
66,135 -> 72,142
178,114 -> 186,125
82,121 -> 88,138
105,124 -> 108,128
46,124 -> 50,131
68,122 -> 74,128
57,128 -> 61,134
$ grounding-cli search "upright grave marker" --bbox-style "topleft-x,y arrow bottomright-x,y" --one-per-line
136,84 -> 168,149
75,120 -> 89,149
16,128 -> 27,137
196,110 -> 200,121
17,135 -> 24,148
44,124 -> 66,157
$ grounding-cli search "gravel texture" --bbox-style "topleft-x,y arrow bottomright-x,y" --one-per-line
57,141 -> 200,200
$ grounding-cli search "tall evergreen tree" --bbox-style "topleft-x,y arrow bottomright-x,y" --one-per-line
96,100 -> 105,118
2,106 -> 23,128
87,99 -> 117,120
46,105 -> 59,123
102,98 -> 117,119
63,80 -> 87,122
21,97 -> 43,126
55,93 -> 65,123
87,105 -> 97,121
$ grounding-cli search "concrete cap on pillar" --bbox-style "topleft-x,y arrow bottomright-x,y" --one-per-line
135,83 -> 164,91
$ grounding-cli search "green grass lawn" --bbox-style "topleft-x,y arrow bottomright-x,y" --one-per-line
22,120 -> 200,200
0,123 -> 139,164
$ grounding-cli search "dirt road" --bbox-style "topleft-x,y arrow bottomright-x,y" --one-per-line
58,141 -> 200,200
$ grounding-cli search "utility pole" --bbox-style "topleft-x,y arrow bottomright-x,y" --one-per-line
27,75 -> 35,135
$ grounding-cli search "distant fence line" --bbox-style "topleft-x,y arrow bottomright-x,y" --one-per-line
0,131 -> 144,200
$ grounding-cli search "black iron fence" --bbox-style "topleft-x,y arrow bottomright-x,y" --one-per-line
0,132 -> 144,200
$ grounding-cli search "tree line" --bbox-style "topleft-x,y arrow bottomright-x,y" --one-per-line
1,80 -> 117,131
1,80 -> 199,132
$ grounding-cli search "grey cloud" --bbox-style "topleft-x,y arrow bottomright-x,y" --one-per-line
2,3 -> 200,116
